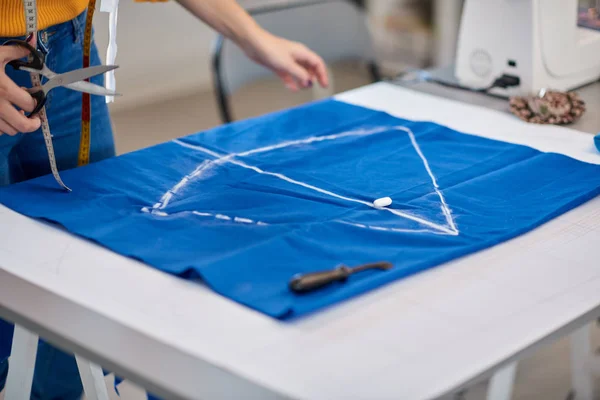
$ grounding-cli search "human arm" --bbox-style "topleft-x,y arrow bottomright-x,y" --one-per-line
174,0 -> 329,91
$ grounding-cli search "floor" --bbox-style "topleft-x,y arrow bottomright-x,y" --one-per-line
2,63 -> 600,400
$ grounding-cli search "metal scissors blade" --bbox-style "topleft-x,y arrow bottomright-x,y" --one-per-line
41,65 -> 119,92
20,66 -> 121,97
64,80 -> 121,97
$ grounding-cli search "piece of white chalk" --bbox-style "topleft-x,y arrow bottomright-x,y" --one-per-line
374,197 -> 392,208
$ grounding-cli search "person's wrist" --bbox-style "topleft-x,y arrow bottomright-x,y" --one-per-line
234,25 -> 271,57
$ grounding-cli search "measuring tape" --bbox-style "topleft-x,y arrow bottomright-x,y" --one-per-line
78,0 -> 96,167
22,0 -> 71,191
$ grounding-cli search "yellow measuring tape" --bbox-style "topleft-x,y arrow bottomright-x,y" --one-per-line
78,0 -> 97,167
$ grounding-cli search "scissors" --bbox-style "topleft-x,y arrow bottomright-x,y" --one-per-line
3,39 -> 120,117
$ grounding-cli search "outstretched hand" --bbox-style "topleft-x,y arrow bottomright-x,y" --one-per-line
241,31 -> 329,92
174,0 -> 330,92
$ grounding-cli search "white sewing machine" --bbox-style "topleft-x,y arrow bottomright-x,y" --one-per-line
455,0 -> 600,97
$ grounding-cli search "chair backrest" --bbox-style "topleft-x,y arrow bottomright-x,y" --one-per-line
212,0 -> 377,121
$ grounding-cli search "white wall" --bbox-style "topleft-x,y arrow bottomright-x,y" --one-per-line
93,1 -> 217,112
92,0 -> 462,111
92,1 -> 321,112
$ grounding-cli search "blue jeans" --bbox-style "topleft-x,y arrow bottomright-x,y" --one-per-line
0,11 -> 160,400
0,12 -> 115,186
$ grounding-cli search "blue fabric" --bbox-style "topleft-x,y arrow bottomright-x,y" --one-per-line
595,132 -> 600,152
2,99 -> 600,321
0,11 -> 118,400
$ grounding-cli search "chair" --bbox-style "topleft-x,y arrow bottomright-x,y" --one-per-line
211,0 -> 381,123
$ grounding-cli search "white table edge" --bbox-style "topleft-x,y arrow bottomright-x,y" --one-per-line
0,267 -> 290,400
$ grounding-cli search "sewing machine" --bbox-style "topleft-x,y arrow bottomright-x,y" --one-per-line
455,0 -> 600,97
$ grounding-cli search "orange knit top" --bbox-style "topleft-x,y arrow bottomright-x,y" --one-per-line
1,0 -> 167,37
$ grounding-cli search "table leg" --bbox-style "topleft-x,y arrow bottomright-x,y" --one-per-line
75,355 -> 110,400
569,324 -> 595,400
4,325 -> 38,400
486,362 -> 518,400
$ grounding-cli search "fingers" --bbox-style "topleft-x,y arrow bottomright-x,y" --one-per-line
0,41 -> 37,112
0,118 -> 18,136
280,59 -> 312,89
0,34 -> 36,64
0,36 -> 41,136
294,48 -> 329,88
0,43 -> 32,64
258,37 -> 329,91
0,79 -> 36,112
0,100 -> 41,134
277,72 -> 299,91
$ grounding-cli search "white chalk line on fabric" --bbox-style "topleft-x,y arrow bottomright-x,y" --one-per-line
142,125 -> 459,236
141,207 -> 269,226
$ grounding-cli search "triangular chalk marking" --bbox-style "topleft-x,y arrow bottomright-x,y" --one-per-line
142,126 -> 459,236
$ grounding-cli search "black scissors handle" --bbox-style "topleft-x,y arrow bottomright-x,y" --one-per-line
3,39 -> 45,71
27,90 -> 47,117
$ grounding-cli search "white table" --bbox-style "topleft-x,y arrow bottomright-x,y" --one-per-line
1,82 -> 599,400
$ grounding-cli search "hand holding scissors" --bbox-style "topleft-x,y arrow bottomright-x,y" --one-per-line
0,41 -> 47,135
3,39 -> 119,118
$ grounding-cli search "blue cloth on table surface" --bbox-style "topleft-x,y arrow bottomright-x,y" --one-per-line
1,99 -> 600,319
